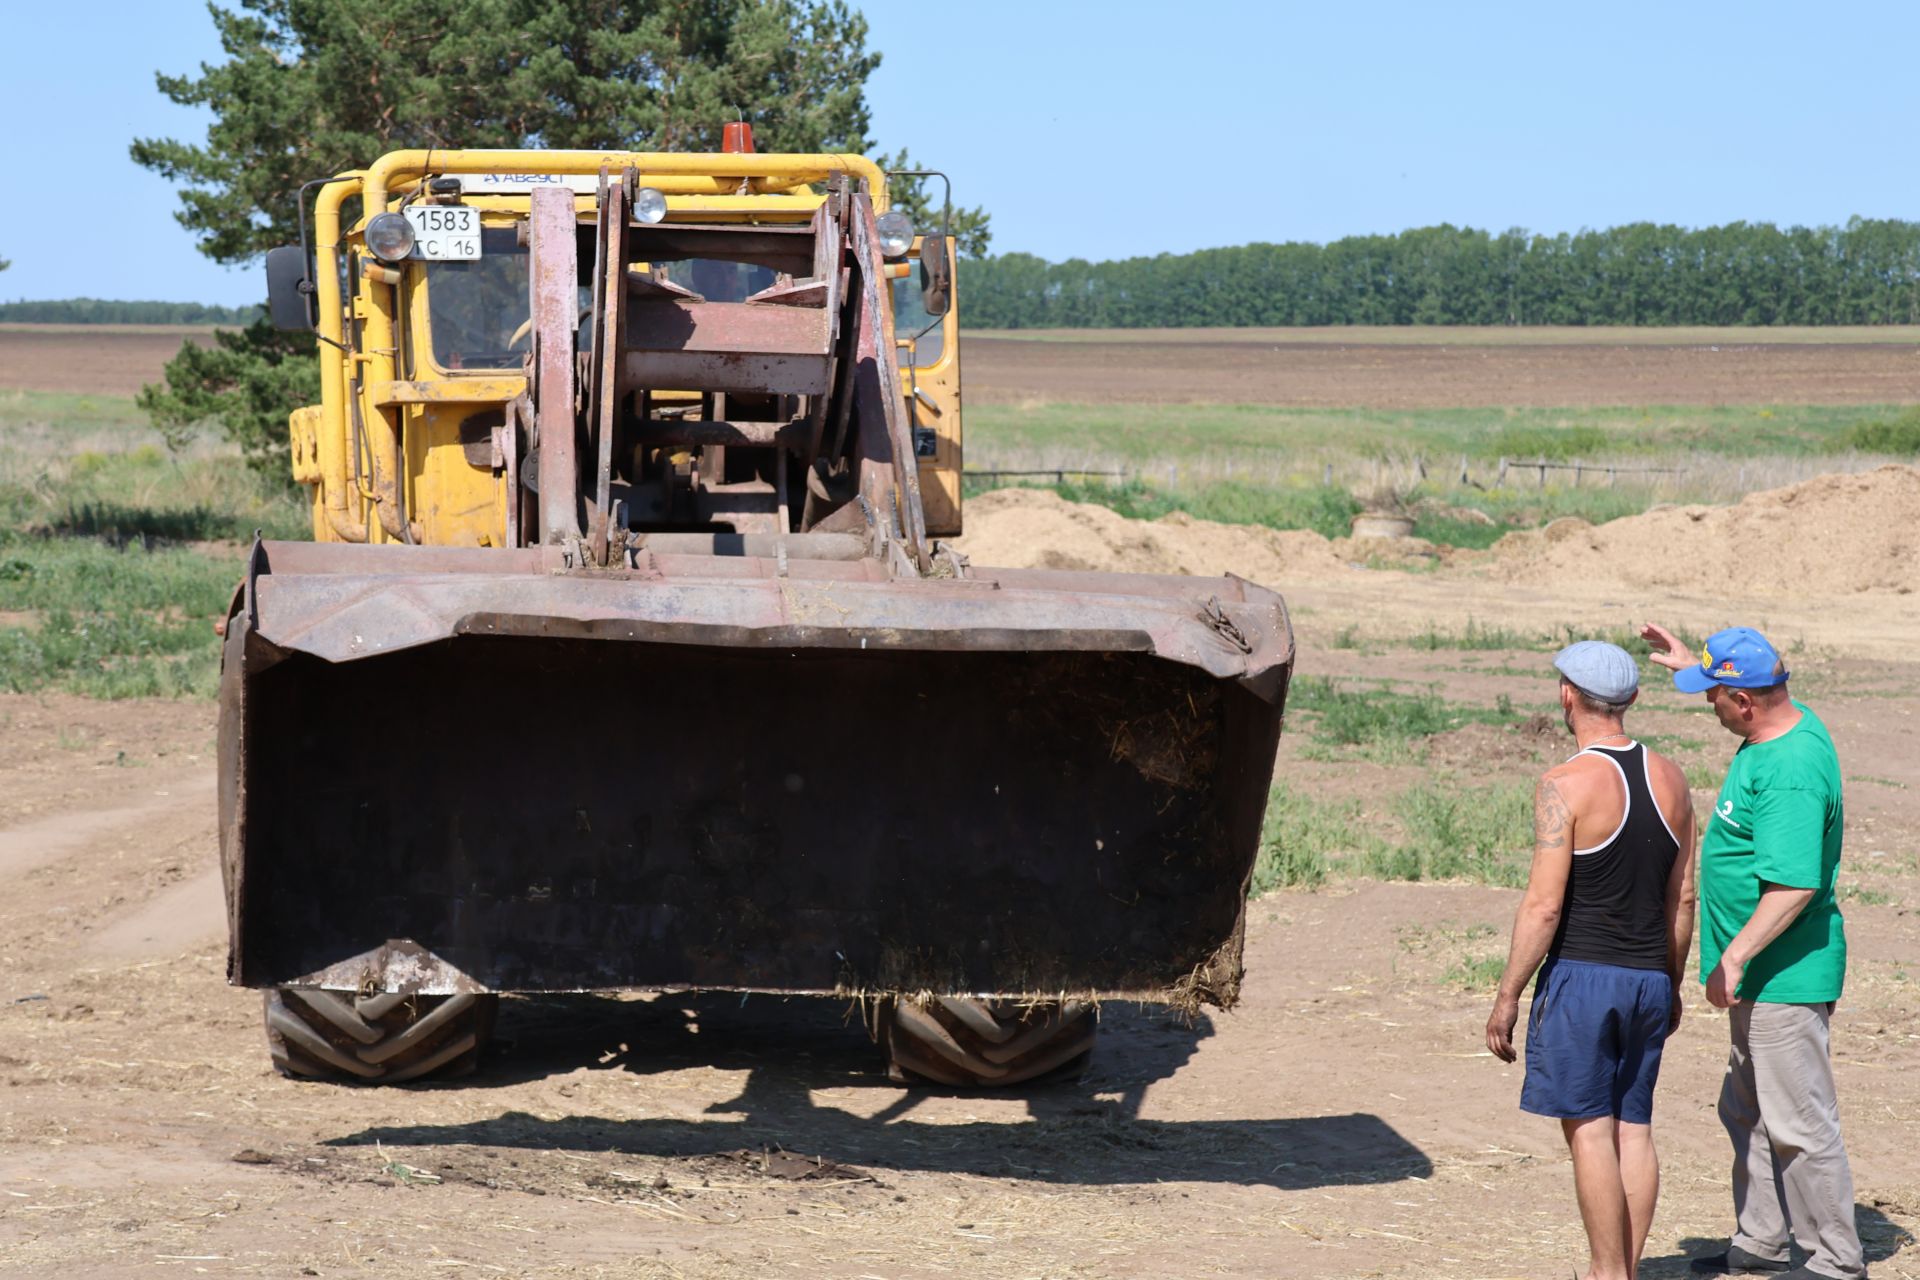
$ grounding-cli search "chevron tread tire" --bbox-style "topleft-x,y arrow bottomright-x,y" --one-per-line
865,996 -> 1096,1087
264,989 -> 497,1084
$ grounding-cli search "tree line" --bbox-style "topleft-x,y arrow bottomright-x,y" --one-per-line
956,218 -> 1920,329
0,298 -> 258,325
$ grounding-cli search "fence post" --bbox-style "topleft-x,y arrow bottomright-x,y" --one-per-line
1459,455 -> 1470,485
1574,459 -> 1583,487
1498,456 -> 1509,487
1323,462 -> 1333,486
1537,460 -> 1547,489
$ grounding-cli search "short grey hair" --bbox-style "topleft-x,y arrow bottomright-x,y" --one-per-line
1565,679 -> 1632,717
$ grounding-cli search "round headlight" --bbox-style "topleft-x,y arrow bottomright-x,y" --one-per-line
875,210 -> 914,258
365,212 -> 416,262
633,186 -> 668,225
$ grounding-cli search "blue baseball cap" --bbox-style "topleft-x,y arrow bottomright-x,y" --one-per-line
1554,640 -> 1640,702
1673,626 -> 1788,693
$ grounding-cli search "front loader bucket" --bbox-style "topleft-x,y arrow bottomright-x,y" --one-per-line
218,541 -> 1292,1009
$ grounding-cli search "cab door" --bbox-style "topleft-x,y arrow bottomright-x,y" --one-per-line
893,236 -> 963,537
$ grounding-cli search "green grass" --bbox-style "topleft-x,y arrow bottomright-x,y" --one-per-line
964,473 -> 1364,540
967,401 -> 1896,465
1485,422 -> 1611,461
1253,778 -> 1535,895
1251,784 -> 1360,892
1411,618 -> 1544,651
1287,675 -> 1525,762
0,533 -> 240,615
965,398 -> 1912,550
0,390 -> 297,699
1443,953 -> 1510,991
1365,782 -> 1534,887
1838,408 -> 1920,456
1292,677 -> 1465,743
968,469 -> 1708,550
0,609 -> 222,698
1402,619 -> 1659,660
0,388 -> 151,434
0,534 -> 240,698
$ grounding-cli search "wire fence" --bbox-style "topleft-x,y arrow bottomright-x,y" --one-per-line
1493,457 -> 1684,487
963,448 -> 1903,505
963,468 -> 1127,484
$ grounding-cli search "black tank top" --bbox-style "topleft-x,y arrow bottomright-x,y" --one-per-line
1548,742 -> 1680,972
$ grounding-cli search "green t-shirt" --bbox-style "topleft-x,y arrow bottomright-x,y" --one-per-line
1698,701 -> 1847,1003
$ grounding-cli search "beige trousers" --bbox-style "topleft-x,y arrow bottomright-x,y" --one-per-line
1720,1000 -> 1864,1279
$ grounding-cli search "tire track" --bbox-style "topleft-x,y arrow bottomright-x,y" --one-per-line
0,770 -> 214,880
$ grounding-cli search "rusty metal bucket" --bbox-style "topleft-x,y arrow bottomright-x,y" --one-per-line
217,540 -> 1292,1009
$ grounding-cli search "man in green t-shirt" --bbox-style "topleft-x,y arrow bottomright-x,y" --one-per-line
1641,624 -> 1862,1280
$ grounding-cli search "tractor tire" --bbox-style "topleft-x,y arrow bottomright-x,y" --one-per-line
865,996 -> 1097,1087
263,988 -> 497,1084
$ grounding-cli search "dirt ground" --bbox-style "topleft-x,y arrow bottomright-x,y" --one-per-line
965,333 -> 1920,407
3,326 -> 1917,1275
7,323 -> 1920,407
0,326 -> 215,397
1,589 -> 1915,1277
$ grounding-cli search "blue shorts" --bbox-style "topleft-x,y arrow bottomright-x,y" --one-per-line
1520,957 -> 1671,1124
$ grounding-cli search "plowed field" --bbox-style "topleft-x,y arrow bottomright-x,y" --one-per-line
965,329 -> 1920,407
0,325 -> 215,397
7,322 -> 1920,406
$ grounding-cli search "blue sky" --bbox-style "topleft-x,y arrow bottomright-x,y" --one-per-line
4,1 -> 1918,306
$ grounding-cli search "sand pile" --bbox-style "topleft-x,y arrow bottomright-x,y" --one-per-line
1483,464 -> 1920,596
954,466 -> 1920,600
953,489 -> 1350,586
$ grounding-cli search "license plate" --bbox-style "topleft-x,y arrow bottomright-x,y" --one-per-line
404,205 -> 482,260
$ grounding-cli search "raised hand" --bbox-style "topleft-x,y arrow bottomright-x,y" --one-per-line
1639,622 -> 1692,672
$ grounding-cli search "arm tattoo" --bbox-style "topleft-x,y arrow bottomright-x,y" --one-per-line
1535,776 -> 1572,852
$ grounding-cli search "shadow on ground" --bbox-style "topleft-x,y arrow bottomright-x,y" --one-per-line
1642,1205 -> 1916,1278
324,992 -> 1434,1191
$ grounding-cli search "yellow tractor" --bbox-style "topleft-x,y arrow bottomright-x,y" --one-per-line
227,130 -> 1293,1086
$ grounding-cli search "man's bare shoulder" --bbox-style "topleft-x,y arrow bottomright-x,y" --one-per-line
1639,745 -> 1694,813
1540,751 -> 1617,802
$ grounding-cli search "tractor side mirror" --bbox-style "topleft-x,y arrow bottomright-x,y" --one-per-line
918,235 -> 951,318
265,244 -> 316,331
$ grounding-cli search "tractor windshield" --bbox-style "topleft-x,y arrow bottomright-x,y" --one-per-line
427,227 -> 530,371
659,258 -> 778,302
892,274 -> 945,367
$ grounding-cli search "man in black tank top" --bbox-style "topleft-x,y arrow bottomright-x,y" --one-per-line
1487,641 -> 1698,1280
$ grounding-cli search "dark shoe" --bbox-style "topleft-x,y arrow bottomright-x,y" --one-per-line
1690,1246 -> 1792,1275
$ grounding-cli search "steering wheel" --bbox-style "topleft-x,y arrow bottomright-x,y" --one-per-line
508,305 -> 593,352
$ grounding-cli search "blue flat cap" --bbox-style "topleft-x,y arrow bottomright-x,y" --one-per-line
1554,640 -> 1639,702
